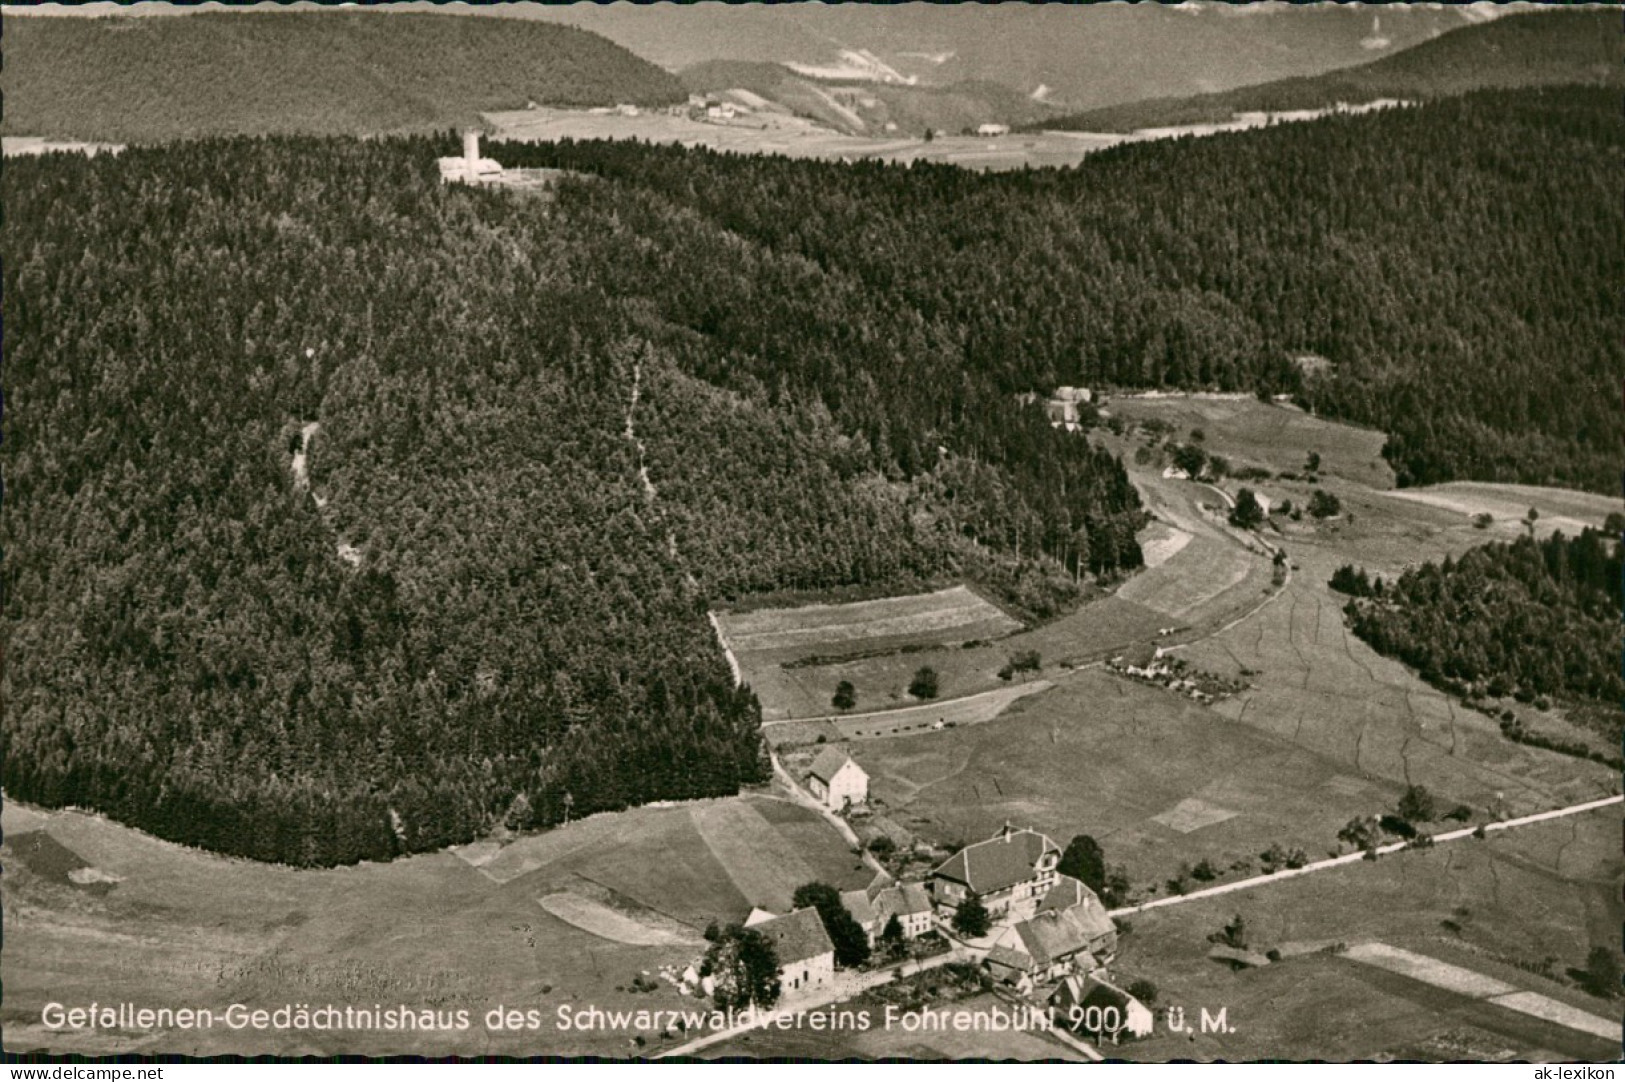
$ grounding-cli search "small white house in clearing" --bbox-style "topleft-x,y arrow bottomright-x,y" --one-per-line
977,123 -> 1010,137
806,748 -> 868,811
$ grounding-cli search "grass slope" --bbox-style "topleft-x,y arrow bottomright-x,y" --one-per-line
1,11 -> 686,142
1040,9 -> 1622,132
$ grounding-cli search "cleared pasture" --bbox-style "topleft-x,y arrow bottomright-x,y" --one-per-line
1176,556 -> 1617,820
1107,813 -> 1620,1061
538,891 -> 700,947
753,590 -> 1168,723
1107,395 -> 1394,488
831,680 -> 1054,740
0,792 -> 863,1058
857,667 -> 1387,887
487,108 -> 1136,173
718,585 -> 1019,662
1377,482 -> 1613,543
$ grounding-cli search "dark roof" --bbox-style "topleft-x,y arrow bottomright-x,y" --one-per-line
840,889 -> 878,929
984,944 -> 1035,975
1015,909 -> 1102,967
1037,874 -> 1106,916
932,827 -> 1059,894
809,747 -> 860,785
873,881 -> 933,920
756,908 -> 834,967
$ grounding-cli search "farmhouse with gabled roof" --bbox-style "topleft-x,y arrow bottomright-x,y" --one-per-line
930,824 -> 1061,920
753,907 -> 836,999
840,878 -> 935,946
806,747 -> 868,811
981,874 -> 1117,985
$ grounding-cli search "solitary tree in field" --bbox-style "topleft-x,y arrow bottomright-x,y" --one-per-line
1171,443 -> 1207,478
1305,450 -> 1321,473
1309,489 -> 1341,519
952,892 -> 991,938
1396,785 -> 1437,824
832,680 -> 856,711
1581,946 -> 1621,999
909,666 -> 940,700
1058,834 -> 1107,893
1228,488 -> 1264,531
1524,506 -> 1540,536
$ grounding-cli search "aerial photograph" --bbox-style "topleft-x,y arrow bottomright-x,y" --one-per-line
1,0 -> 1620,1066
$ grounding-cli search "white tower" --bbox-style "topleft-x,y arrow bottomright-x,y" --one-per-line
463,130 -> 481,182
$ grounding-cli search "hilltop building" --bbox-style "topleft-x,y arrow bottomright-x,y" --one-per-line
438,130 -> 503,185
436,131 -> 569,194
807,748 -> 868,811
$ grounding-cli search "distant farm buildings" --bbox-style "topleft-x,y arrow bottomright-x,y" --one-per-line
976,123 -> 1011,137
1017,387 -> 1092,432
807,748 -> 868,811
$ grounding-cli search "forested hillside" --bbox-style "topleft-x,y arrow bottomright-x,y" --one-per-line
515,85 -> 1624,491
1038,9 -> 1622,133
0,11 -> 685,142
1340,529 -> 1622,712
2,136 -> 1143,866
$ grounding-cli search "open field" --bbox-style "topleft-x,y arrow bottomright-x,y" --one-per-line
0,792 -> 864,1058
1105,813 -> 1621,1061
488,108 -> 1133,173
849,439 -> 1617,894
487,103 -> 1427,175
718,585 -> 1019,662
754,593 -> 1168,724
1105,395 -> 1395,488
1376,482 -> 1615,543
1,136 -> 124,158
1175,508 -> 1619,821
538,891 -> 700,947
854,667 -> 1395,887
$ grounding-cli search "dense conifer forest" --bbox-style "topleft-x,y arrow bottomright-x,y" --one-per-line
515,85 -> 1623,493
1341,529 -> 1623,716
6,83 -> 1617,866
2,135 -> 1141,865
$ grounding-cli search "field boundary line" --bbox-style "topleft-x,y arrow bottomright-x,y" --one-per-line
762,678 -> 1061,729
1109,794 -> 1622,918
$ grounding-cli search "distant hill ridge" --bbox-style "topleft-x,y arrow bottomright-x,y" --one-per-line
1035,9 -> 1622,133
1,10 -> 686,142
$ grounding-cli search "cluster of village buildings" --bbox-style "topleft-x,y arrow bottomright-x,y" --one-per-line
740,747 -> 1148,1036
